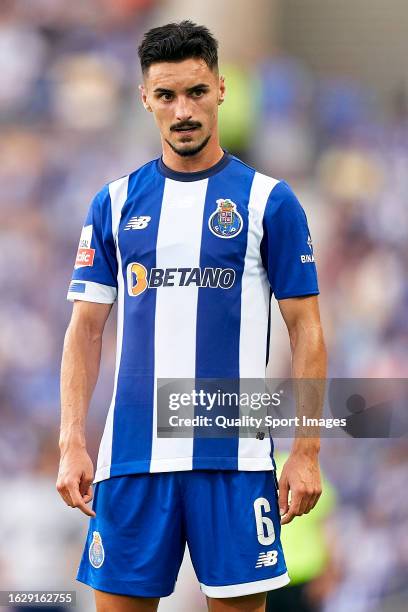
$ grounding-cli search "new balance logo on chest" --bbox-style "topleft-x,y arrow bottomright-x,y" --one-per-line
124,216 -> 151,230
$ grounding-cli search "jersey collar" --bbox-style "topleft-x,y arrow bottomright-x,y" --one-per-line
157,150 -> 231,182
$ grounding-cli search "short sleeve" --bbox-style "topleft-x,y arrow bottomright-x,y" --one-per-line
67,185 -> 118,303
260,180 -> 320,300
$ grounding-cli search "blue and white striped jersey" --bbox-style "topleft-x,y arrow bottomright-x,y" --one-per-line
67,151 -> 319,483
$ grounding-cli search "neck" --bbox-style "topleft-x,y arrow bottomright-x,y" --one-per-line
161,134 -> 224,173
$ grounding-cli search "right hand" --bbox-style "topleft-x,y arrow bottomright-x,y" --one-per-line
56,446 -> 96,517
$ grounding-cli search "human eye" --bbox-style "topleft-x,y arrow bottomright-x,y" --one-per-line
191,88 -> 205,98
158,92 -> 173,101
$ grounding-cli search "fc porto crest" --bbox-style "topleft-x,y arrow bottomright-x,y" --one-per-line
209,198 -> 243,239
89,531 -> 105,569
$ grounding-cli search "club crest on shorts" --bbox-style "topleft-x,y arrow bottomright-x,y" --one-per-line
89,531 -> 105,569
208,198 -> 243,239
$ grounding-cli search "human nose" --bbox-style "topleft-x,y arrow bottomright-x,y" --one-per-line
175,95 -> 192,122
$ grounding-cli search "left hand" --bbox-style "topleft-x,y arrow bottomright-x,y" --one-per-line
278,452 -> 322,524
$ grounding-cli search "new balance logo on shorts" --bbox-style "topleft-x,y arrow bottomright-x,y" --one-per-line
255,550 -> 278,568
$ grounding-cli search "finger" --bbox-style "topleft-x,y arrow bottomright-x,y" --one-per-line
67,483 -> 96,517
309,490 -> 322,512
65,493 -> 74,507
79,478 -> 92,496
298,491 -> 312,515
301,483 -> 322,514
73,494 -> 96,517
281,492 -> 301,525
278,477 -> 289,517
56,482 -> 74,507
280,506 -> 297,525
79,477 -> 93,497
297,486 -> 322,515
61,492 -> 74,507
82,486 -> 94,504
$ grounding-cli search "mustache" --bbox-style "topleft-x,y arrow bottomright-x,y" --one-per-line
170,121 -> 202,131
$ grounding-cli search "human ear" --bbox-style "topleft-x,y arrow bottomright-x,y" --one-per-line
139,84 -> 152,112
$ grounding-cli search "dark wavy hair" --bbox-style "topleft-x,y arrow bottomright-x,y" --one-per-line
138,20 -> 218,74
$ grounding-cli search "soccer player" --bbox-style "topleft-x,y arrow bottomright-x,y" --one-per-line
57,20 -> 327,612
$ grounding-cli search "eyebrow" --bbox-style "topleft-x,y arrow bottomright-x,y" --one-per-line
153,83 -> 210,94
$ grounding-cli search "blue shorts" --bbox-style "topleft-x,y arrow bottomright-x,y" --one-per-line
77,470 -> 289,598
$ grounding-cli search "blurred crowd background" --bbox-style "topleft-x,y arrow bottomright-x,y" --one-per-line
0,0 -> 407,610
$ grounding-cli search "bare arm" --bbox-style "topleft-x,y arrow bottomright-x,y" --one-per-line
56,300 -> 112,517
277,294 -> 327,524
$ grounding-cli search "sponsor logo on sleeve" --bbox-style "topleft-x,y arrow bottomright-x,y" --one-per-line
75,225 -> 95,269
300,234 -> 315,263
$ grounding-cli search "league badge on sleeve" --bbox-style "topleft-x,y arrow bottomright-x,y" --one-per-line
75,224 -> 95,269
89,531 -> 105,569
208,198 -> 243,239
